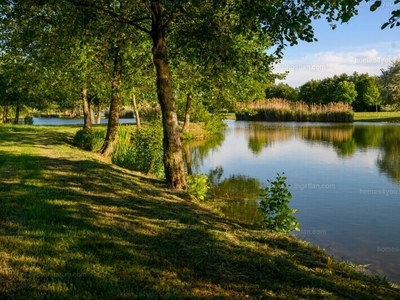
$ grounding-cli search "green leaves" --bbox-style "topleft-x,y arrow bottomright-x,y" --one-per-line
370,1 -> 382,12
186,174 -> 211,201
258,172 -> 299,233
334,81 -> 358,104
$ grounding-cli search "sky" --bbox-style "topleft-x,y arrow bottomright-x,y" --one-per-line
275,2 -> 400,87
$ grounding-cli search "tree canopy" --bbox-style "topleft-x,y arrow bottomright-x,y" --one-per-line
1,0 -> 369,189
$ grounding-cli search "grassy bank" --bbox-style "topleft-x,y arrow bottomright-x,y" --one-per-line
236,99 -> 354,122
355,111 -> 400,122
1,125 -> 399,299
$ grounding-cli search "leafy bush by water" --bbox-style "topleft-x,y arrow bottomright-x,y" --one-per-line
186,174 -> 211,201
258,172 -> 300,233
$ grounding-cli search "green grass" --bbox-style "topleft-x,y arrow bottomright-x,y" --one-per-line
1,124 -> 400,299
354,111 -> 400,122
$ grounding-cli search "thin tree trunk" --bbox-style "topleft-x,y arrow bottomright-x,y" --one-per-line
183,144 -> 192,175
182,93 -> 192,133
81,88 -> 91,129
3,105 -> 8,123
89,100 -> 95,125
99,47 -> 122,157
132,93 -> 141,128
150,3 -> 186,190
96,104 -> 101,124
13,103 -> 20,124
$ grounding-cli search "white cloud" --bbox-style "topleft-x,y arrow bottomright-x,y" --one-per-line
276,44 -> 400,87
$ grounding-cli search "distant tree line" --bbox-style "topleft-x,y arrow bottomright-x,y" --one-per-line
265,60 -> 400,112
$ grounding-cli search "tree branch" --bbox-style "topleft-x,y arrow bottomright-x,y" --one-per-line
66,0 -> 152,35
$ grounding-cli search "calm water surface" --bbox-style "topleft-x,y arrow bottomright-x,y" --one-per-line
186,120 -> 400,284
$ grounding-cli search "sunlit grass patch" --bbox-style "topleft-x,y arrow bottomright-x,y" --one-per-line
355,111 -> 400,122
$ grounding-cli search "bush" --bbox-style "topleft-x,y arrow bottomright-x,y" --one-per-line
186,173 -> 211,201
258,172 -> 300,233
112,124 -> 164,177
73,128 -> 105,151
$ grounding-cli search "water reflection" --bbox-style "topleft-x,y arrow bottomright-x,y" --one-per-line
208,166 -> 264,224
237,123 -> 293,154
377,127 -> 400,184
183,133 -> 225,175
298,125 -> 356,157
186,121 -> 400,283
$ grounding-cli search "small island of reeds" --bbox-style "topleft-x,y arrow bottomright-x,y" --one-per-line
235,98 -> 354,122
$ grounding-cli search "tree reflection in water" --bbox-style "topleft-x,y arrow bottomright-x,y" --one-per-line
208,166 -> 264,225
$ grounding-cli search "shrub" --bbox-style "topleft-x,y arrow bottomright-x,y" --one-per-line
73,128 -> 105,151
186,173 -> 211,201
258,172 -> 300,233
112,124 -> 164,177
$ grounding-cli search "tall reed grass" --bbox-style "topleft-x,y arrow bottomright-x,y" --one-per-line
74,124 -> 164,177
236,98 -> 354,122
111,125 -> 164,177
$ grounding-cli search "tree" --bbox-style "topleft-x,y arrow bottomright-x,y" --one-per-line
1,0 -> 366,189
351,73 -> 381,111
298,80 -> 322,104
380,60 -> 400,109
265,83 -> 298,101
333,81 -> 357,104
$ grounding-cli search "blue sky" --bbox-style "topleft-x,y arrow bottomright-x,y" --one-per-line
276,2 -> 400,87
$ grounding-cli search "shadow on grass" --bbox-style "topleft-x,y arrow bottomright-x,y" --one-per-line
0,126 -> 399,299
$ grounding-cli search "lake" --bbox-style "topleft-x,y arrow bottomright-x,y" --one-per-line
186,120 -> 400,284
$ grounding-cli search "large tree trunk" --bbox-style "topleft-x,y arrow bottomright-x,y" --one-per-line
182,93 -> 192,133
150,3 -> 186,190
81,88 -> 91,129
99,47 -> 122,157
132,93 -> 141,128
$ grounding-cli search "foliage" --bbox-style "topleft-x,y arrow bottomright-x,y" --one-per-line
352,73 -> 381,111
204,114 -> 227,135
298,72 -> 382,111
298,79 -> 323,104
380,60 -> 400,109
265,83 -> 298,101
137,102 -> 162,123
1,0 -> 370,189
24,116 -> 34,125
334,81 -> 357,104
259,173 -> 300,233
112,124 -> 164,177
73,128 -> 106,151
236,99 -> 354,122
370,0 -> 400,29
186,173 -> 211,201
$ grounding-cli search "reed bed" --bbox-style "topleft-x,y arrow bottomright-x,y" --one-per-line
236,98 -> 354,122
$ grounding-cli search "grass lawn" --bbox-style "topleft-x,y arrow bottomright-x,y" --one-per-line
1,125 -> 399,299
354,112 -> 400,122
